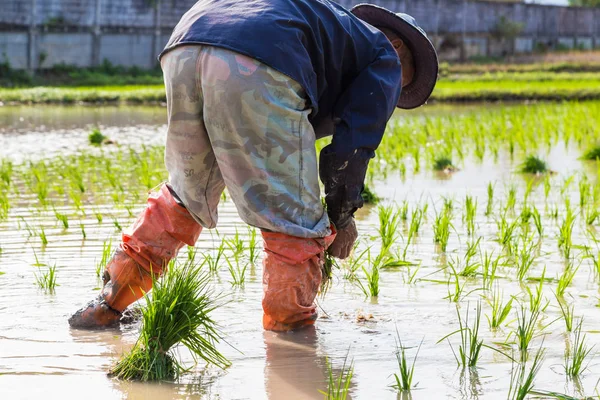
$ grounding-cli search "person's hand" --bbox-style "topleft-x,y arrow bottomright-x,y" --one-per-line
328,219 -> 358,260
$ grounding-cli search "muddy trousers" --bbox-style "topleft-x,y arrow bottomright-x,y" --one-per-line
160,45 -> 335,331
70,45 -> 335,330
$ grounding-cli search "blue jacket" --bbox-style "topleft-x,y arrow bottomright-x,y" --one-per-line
161,0 -> 402,228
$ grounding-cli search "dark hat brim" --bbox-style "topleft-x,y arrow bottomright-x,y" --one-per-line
351,4 -> 439,110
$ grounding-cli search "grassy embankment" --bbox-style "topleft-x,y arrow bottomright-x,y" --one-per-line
1,59 -> 600,104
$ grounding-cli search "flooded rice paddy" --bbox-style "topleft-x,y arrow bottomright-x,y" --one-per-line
2,103 -> 600,399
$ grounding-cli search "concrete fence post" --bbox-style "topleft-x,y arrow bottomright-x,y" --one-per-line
460,0 -> 467,62
92,0 -> 102,67
27,0 -> 37,72
152,0 -> 162,68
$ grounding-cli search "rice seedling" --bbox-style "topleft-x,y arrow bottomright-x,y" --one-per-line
343,246 -> 370,281
507,186 -> 517,213
80,222 -> 86,239
582,145 -> 600,161
247,227 -> 259,265
96,238 -> 112,277
35,263 -> 58,292
543,174 -> 552,201
481,250 -> 501,289
497,215 -> 518,247
464,195 -> 477,236
507,346 -> 545,400
520,156 -> 548,175
399,201 -> 409,221
226,258 -> 247,288
526,269 -> 550,313
558,214 -> 575,260
586,207 -> 599,226
357,249 -> 381,298
579,178 -> 590,208
89,127 -> 107,145
446,263 -> 468,303
226,229 -> 244,260
485,182 -> 494,216
433,207 -> 452,252
433,156 -> 455,172
361,185 -> 379,204
438,303 -> 489,368
564,319 -> 595,377
556,262 -> 579,298
556,297 -> 575,332
513,237 -> 537,282
204,240 -> 226,274
53,208 -> 69,229
377,205 -> 401,253
485,287 -> 514,329
321,252 -> 339,295
319,352 -> 354,400
513,304 -> 543,358
531,207 -> 543,238
110,260 -> 229,381
38,226 -> 48,246
391,331 -> 422,393
113,218 -> 122,232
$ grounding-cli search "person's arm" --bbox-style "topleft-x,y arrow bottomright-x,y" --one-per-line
319,46 -> 402,230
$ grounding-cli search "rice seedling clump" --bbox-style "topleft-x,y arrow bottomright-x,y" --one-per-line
88,128 -> 107,146
519,156 -> 548,175
110,260 -> 229,381
433,156 -> 455,172
582,145 -> 600,161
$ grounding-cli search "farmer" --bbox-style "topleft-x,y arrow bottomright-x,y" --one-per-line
69,1 -> 438,331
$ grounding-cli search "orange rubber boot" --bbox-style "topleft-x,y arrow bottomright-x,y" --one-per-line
261,229 -> 336,332
69,185 -> 202,329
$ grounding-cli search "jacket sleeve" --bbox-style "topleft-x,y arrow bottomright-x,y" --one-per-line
319,47 -> 401,229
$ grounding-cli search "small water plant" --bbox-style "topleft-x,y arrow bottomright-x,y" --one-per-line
438,303 -> 488,368
391,330 -> 422,393
96,238 -> 112,277
110,260 -> 229,380
319,352 -> 354,400
377,205 -> 401,253
519,156 -> 548,175
464,195 -> 477,236
564,319 -> 595,377
35,263 -> 58,292
433,207 -> 452,252
485,287 -> 513,329
507,346 -> 545,400
89,127 -> 107,146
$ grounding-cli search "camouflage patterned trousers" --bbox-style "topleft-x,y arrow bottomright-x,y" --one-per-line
161,45 -> 331,238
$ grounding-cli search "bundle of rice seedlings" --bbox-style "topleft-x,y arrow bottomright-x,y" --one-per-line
433,156 -> 456,173
519,156 -> 548,175
110,260 -> 229,381
582,146 -> 600,161
89,127 -> 107,145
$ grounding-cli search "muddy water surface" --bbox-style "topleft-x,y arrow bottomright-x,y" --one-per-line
1,104 -> 600,400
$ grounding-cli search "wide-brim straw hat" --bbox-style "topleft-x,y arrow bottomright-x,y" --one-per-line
352,4 -> 439,109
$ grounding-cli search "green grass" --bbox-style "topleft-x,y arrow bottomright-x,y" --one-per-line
110,260 -> 229,381
2,71 -> 599,104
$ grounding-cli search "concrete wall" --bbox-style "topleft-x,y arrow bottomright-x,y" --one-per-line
1,0 -> 599,69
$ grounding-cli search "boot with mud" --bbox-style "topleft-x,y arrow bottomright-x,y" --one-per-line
69,184 -> 202,329
261,229 -> 335,332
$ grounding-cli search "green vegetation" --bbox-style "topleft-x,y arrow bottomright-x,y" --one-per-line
35,264 -> 58,292
519,156 -> 548,175
319,353 -> 354,400
564,319 -> 595,377
110,260 -> 229,381
391,331 -> 422,393
88,128 -> 107,146
2,61 -> 600,104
